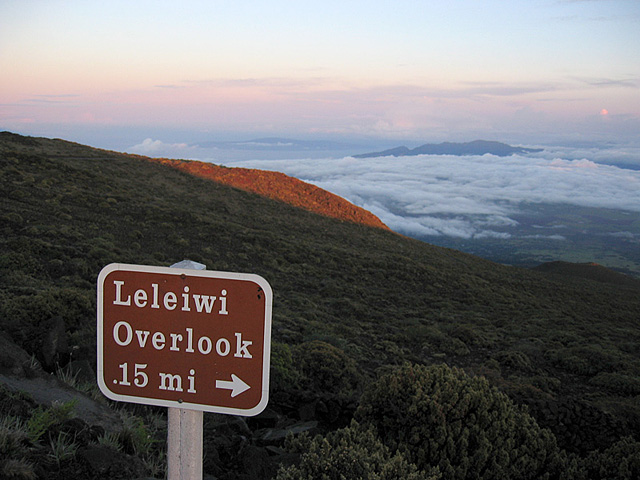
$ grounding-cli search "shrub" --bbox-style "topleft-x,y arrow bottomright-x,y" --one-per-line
293,340 -> 363,398
588,372 -> 640,396
117,412 -> 153,455
1,458 -> 36,480
0,287 -> 92,359
356,363 -> 566,480
495,350 -> 533,371
582,436 -> 640,480
275,420 -> 440,480
48,432 -> 77,466
0,414 -> 36,480
0,416 -> 29,456
26,400 -> 76,444
270,342 -> 302,393
546,345 -> 624,376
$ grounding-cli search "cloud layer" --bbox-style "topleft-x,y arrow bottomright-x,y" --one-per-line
218,152 -> 640,240
130,138 -> 192,155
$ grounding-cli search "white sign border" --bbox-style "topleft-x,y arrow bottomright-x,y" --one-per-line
97,263 -> 273,417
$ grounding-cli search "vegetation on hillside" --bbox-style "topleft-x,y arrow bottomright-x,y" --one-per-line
1,132 -> 639,479
533,261 -> 640,288
149,156 -> 390,230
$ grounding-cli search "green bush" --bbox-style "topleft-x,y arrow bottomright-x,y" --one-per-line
117,414 -> 153,456
546,345 -> 624,376
1,458 -> 36,480
0,287 -> 93,363
275,420 -> 440,480
293,340 -> 363,398
582,436 -> 640,480
588,372 -> 640,396
495,350 -> 533,371
26,400 -> 76,444
0,415 -> 29,456
270,342 -> 302,393
356,363 -> 566,480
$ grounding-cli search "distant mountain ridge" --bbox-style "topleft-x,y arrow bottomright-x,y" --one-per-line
354,140 -> 543,158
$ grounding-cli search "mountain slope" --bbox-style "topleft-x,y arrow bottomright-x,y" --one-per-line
533,261 -> 640,288
354,139 -> 543,158
149,157 -> 389,230
1,132 -> 639,477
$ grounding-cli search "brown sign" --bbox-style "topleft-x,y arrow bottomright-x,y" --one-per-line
97,263 -> 272,416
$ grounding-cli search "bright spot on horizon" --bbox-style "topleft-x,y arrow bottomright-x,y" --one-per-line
600,109 -> 610,116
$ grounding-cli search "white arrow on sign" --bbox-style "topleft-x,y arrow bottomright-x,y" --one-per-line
216,374 -> 251,398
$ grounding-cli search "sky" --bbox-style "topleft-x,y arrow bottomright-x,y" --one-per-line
1,0 -> 639,150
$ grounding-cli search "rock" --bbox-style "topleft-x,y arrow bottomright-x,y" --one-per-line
207,414 -> 252,437
249,407 -> 281,429
0,331 -> 122,431
80,445 -> 146,478
0,330 -> 35,376
0,382 -> 37,417
265,445 -> 286,455
40,316 -> 69,370
258,420 -> 319,445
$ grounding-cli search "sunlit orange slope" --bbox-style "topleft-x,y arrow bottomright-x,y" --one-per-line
149,158 -> 390,231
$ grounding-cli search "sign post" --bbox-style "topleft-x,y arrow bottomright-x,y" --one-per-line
167,260 -> 205,480
97,261 -> 273,478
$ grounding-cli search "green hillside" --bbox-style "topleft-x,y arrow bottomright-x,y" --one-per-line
1,132 -> 639,479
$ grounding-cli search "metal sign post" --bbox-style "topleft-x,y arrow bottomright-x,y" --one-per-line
97,260 -> 273,479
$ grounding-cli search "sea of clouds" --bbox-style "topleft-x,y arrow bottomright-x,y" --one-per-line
214,151 -> 640,240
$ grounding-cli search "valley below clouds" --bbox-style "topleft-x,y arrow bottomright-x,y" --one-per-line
200,145 -> 639,275
216,151 -> 640,242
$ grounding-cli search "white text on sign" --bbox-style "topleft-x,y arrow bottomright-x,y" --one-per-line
113,280 -> 229,314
